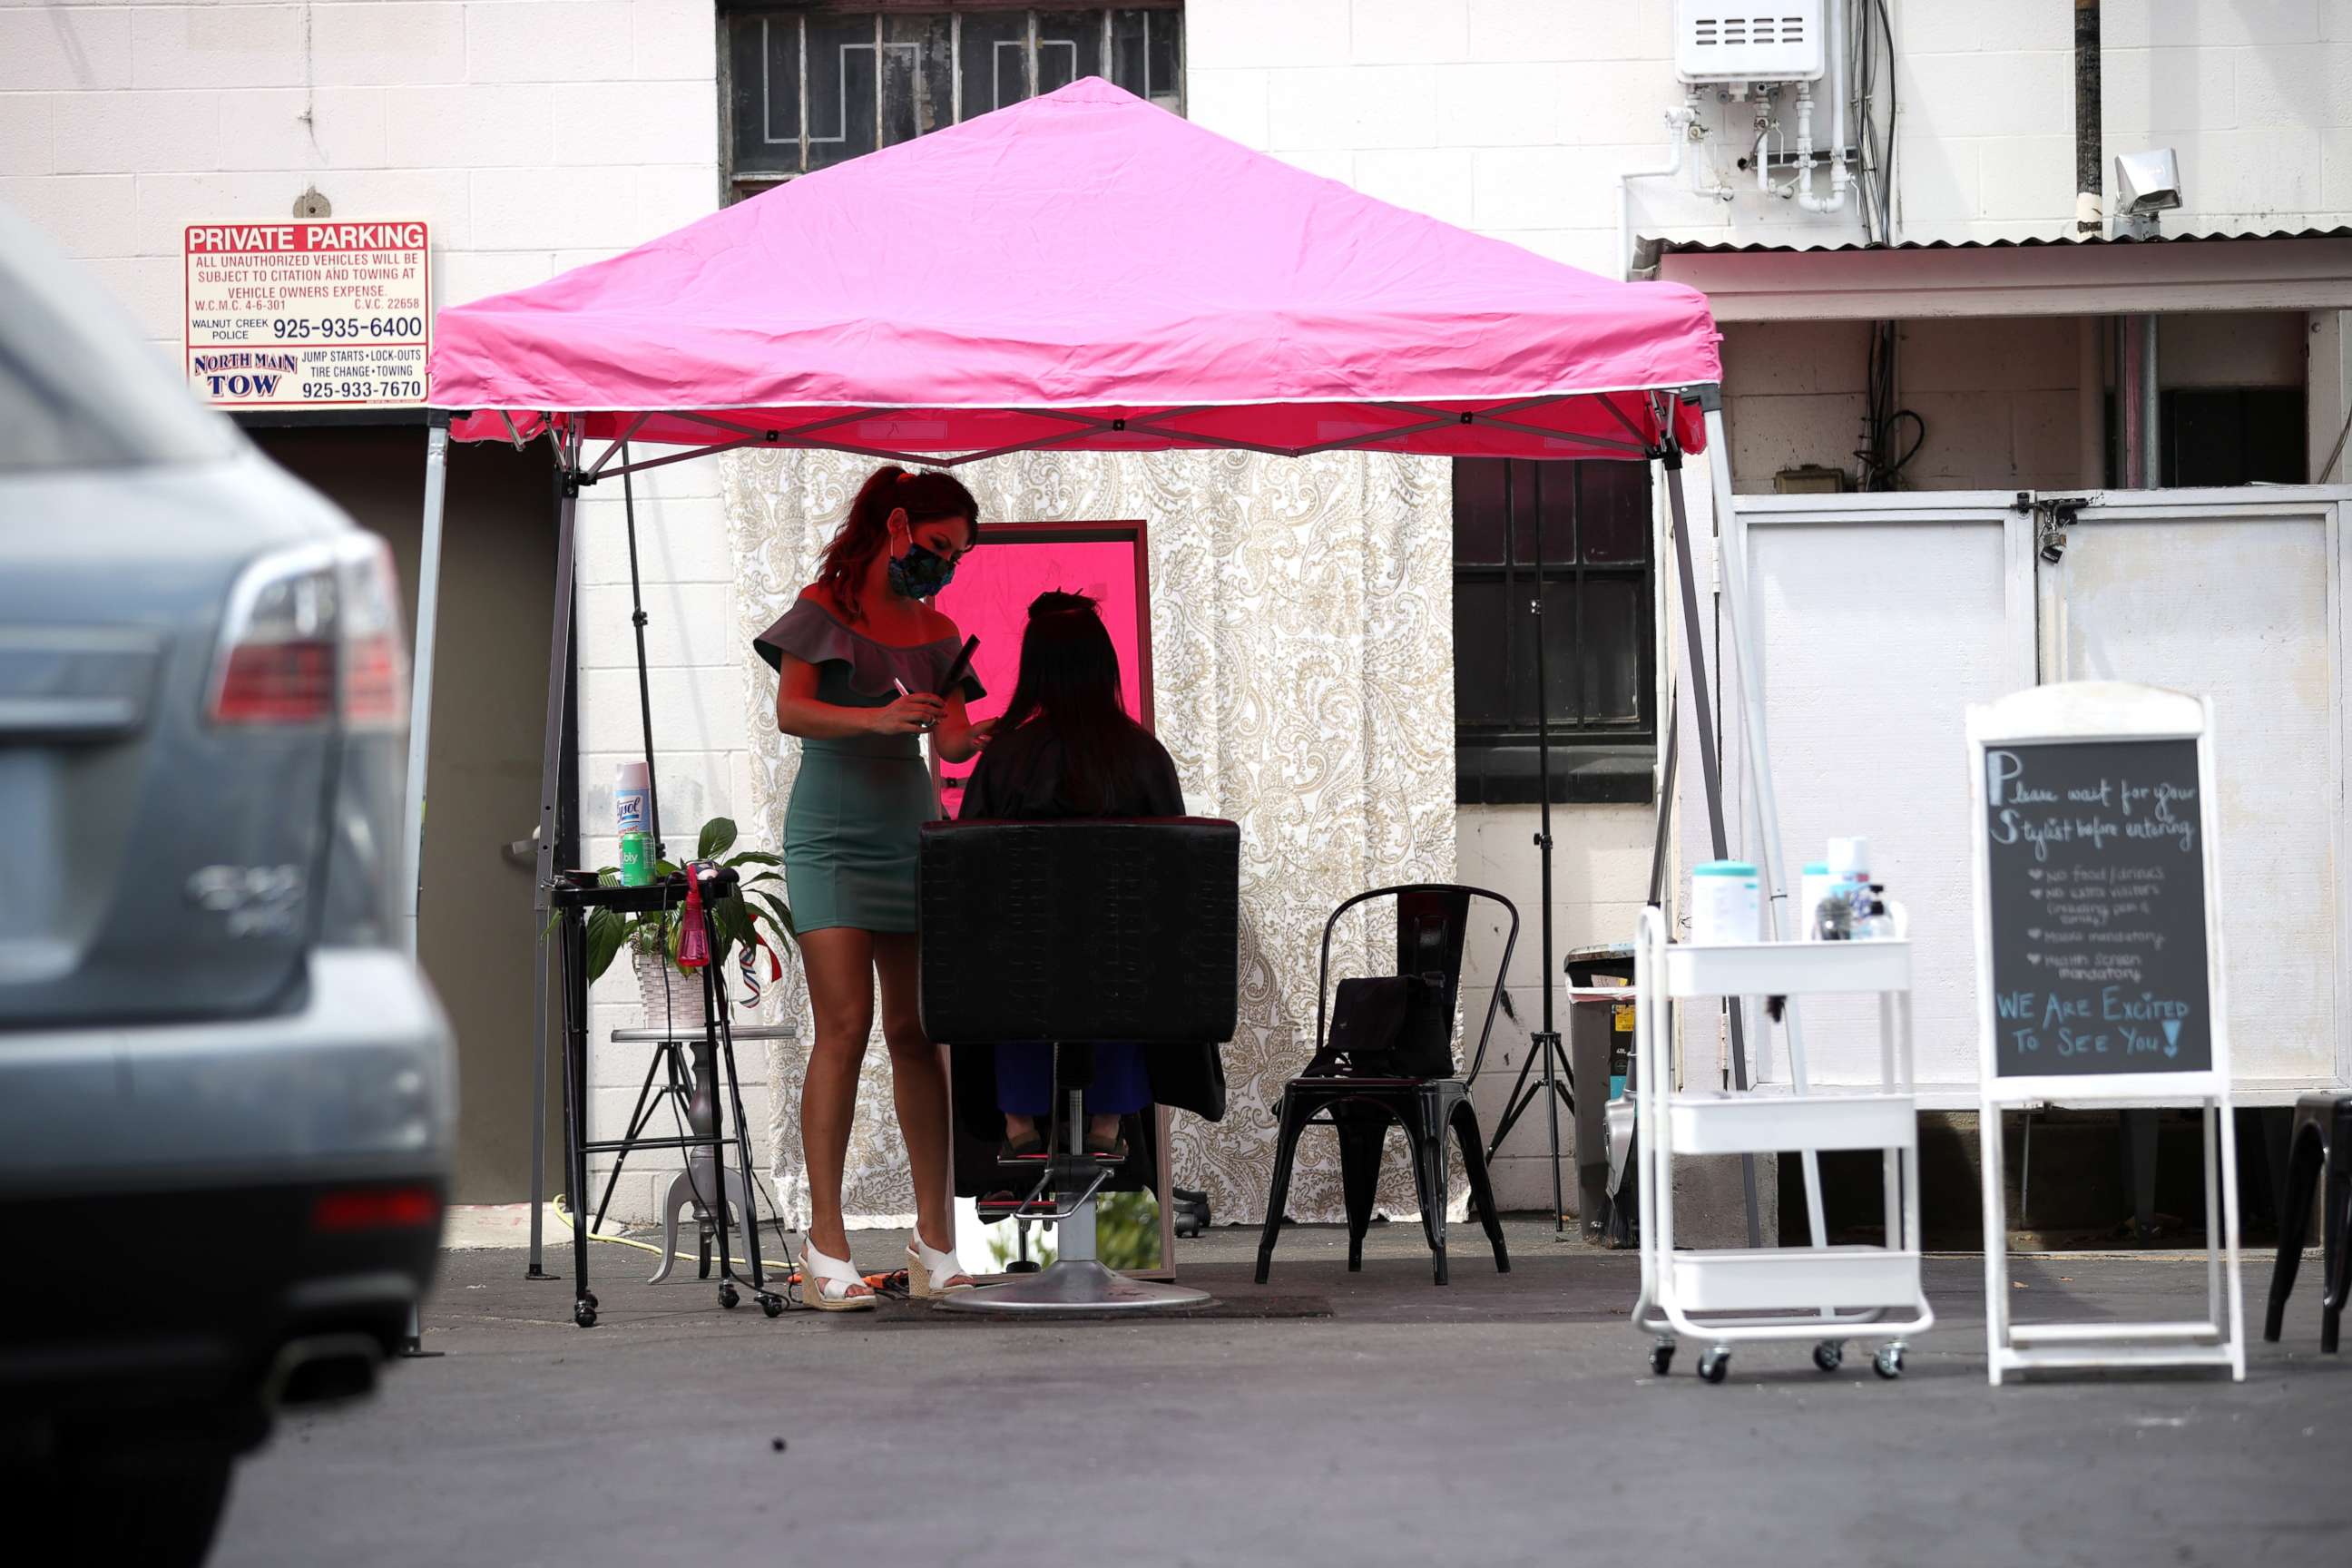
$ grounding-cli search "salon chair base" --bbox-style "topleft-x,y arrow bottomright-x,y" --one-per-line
936,1259 -> 1210,1314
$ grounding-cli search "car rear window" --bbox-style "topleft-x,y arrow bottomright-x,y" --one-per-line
0,204 -> 239,473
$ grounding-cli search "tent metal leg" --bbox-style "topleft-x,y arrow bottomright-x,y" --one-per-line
398,422 -> 451,1348
1646,674 -> 1678,906
620,453 -> 668,861
1697,405 -> 1827,1253
401,421 -> 449,960
527,450 -> 582,1280
1660,450 -> 1762,1248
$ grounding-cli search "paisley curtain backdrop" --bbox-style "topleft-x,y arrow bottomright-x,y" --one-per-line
721,448 -> 1455,1227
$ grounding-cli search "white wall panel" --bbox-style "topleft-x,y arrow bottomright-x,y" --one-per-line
2051,495 -> 2347,1091
1738,495 -> 2032,1095
1725,488 -> 2349,1100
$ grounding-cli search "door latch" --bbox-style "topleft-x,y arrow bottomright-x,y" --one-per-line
2014,492 -> 2088,564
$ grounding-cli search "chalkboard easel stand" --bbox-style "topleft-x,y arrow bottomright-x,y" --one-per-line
1967,683 -> 2247,1384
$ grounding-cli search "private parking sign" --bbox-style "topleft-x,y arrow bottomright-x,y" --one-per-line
183,220 -> 431,409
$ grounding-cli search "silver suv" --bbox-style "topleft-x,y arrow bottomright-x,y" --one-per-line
0,202 -> 456,1564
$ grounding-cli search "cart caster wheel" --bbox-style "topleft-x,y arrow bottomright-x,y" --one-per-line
1813,1340 -> 1844,1374
1873,1344 -> 1906,1380
719,1283 -> 740,1309
1649,1343 -> 1675,1377
573,1302 -> 597,1328
1698,1348 -> 1730,1384
582,1292 -> 599,1311
760,1293 -> 784,1318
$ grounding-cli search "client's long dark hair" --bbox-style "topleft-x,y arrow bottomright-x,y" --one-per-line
997,591 -> 1143,814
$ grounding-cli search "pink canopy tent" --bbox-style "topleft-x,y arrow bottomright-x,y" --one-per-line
403,81 -> 1788,1275
428,78 -> 1717,467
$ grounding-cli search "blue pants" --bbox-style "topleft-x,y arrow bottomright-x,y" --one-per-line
995,1043 -> 1152,1116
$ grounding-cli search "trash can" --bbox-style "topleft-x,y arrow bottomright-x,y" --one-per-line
1565,943 -> 1638,1246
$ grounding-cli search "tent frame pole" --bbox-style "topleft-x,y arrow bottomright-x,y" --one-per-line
403,417 -> 450,961
527,426 -> 583,1279
1527,464 -> 1571,1239
620,449 -> 667,862
1658,434 -> 1764,1248
1686,395 -> 1827,1252
397,416 -> 451,1357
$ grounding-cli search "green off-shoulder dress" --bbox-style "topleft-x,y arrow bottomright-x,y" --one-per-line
753,598 -> 983,935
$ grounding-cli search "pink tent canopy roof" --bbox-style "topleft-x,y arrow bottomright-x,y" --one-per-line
431,79 -> 1720,463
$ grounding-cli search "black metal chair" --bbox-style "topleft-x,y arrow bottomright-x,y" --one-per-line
919,817 -> 1240,1313
1255,884 -> 1516,1287
2264,1091 -> 2352,1353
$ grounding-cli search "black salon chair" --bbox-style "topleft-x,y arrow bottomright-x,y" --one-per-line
1256,885 -> 1516,1287
2264,1091 -> 2352,1353
919,817 -> 1239,1313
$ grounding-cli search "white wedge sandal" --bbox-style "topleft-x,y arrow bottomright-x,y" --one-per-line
797,1240 -> 877,1311
906,1235 -> 975,1298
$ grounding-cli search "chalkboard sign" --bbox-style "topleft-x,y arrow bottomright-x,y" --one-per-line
1981,738 -> 2211,1077
1968,687 -> 2245,1385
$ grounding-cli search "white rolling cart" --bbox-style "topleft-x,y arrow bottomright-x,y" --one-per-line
1629,906 -> 1936,1383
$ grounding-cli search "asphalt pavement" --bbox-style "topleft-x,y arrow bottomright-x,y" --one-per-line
211,1217 -> 2350,1568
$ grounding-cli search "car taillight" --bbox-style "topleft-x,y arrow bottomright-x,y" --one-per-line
309,1185 -> 443,1233
210,536 -> 410,730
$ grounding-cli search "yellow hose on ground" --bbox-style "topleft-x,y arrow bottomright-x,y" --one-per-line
544,1196 -> 906,1291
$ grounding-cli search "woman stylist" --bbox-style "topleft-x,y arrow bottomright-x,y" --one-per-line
754,466 -> 988,1308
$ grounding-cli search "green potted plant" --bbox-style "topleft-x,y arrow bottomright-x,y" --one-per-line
577,817 -> 796,1032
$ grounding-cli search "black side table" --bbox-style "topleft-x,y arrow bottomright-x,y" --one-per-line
549,867 -> 783,1326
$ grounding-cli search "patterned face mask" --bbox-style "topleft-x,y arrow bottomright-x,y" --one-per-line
887,540 -> 957,600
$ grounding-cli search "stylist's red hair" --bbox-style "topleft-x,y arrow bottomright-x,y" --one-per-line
815,466 -> 980,622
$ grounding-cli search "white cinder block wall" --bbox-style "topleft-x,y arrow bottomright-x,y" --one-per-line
0,1 -> 735,1219
1193,2 -> 2352,274
0,2 -> 721,353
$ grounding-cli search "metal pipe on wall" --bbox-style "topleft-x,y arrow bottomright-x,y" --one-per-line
2118,313 -> 2159,487
2075,1 -> 2103,236
2078,317 -> 2107,487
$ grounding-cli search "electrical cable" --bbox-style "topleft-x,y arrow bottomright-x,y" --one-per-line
1873,0 -> 1896,241
1847,0 -> 1877,241
1857,319 -> 1926,490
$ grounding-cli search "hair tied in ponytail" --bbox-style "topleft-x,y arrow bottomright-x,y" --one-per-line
812,463 -> 982,624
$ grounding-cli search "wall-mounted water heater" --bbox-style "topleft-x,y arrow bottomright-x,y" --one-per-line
1673,2 -> 1827,85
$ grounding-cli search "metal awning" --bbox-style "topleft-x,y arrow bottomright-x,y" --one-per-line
1641,229 -> 2352,321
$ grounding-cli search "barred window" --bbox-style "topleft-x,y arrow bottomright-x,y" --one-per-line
1453,459 -> 1656,805
724,5 -> 1183,200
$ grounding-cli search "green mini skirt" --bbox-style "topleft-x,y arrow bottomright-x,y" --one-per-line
784,733 -> 936,935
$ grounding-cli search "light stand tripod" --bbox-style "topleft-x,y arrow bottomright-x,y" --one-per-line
1482,441 -> 1764,1249
1479,462 -> 1574,1240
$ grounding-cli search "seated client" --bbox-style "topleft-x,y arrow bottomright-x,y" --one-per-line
953,591 -> 1221,1159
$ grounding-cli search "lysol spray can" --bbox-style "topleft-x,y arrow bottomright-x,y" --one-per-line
615,761 -> 650,838
615,762 -> 652,886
